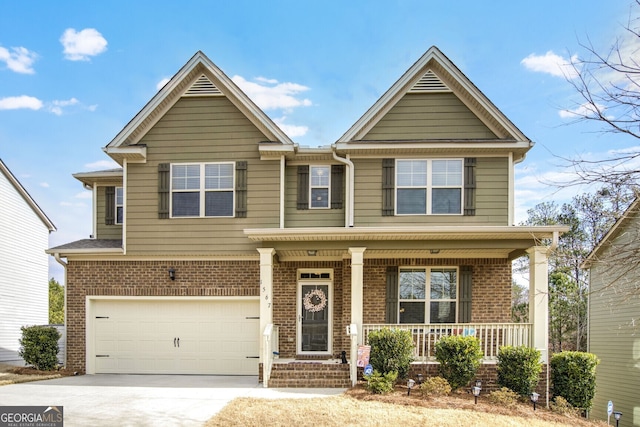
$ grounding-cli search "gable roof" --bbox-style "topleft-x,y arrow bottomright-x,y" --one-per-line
0,159 -> 56,232
336,46 -> 532,160
104,51 -> 294,165
582,196 -> 640,269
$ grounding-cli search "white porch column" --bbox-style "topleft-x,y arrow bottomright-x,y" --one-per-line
349,247 -> 366,343
258,248 -> 275,362
527,246 -> 549,363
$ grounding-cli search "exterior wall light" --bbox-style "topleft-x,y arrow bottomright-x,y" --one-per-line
307,250 -> 317,256
168,268 -> 175,280
530,392 -> 539,410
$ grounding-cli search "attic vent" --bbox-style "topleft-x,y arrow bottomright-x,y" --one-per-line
409,70 -> 451,93
183,74 -> 222,96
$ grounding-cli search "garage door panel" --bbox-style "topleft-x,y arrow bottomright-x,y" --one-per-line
92,299 -> 259,375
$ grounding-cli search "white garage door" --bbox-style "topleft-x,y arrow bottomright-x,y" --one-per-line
91,299 -> 259,375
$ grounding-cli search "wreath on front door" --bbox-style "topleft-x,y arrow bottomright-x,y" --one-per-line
303,288 -> 327,312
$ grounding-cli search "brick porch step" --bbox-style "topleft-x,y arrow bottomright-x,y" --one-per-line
267,361 -> 351,388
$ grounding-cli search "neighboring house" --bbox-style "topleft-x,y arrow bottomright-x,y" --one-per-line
47,47 -> 567,388
583,197 -> 640,423
0,159 -> 56,363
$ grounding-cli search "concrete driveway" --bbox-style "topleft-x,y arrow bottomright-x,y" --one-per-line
0,375 -> 345,426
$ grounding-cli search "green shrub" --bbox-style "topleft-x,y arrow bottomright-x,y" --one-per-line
550,396 -> 580,416
550,351 -> 600,410
420,376 -> 451,397
496,346 -> 542,397
368,328 -> 414,379
488,387 -> 520,407
18,325 -> 61,371
434,335 -> 483,390
363,370 -> 398,394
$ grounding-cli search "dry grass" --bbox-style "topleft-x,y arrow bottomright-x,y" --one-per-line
0,362 -> 74,386
206,384 -> 607,427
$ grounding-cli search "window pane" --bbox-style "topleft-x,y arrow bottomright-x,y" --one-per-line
397,160 -> 427,186
310,188 -> 329,208
205,164 -> 233,190
432,188 -> 461,214
310,166 -> 330,186
432,160 -> 462,186
400,302 -> 425,323
116,207 -> 123,224
430,269 -> 457,299
399,269 -> 426,299
115,187 -> 123,205
173,165 -> 200,190
430,301 -> 456,323
397,188 -> 426,214
172,192 -> 199,216
205,191 -> 233,216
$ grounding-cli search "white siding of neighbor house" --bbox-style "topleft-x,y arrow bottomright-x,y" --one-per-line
0,169 -> 50,362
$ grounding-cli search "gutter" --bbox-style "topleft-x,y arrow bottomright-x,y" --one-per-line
332,149 -> 354,227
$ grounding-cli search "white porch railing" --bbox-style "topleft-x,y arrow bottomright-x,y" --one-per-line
363,323 -> 532,361
262,324 -> 279,387
347,324 -> 358,386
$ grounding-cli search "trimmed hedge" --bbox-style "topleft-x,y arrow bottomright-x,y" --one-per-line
496,346 -> 542,397
19,325 -> 61,371
368,328 -> 414,379
434,335 -> 483,390
550,351 -> 600,410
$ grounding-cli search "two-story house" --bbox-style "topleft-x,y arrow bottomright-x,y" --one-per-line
48,47 -> 566,389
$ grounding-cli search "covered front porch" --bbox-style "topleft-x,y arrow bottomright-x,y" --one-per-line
247,226 -> 566,387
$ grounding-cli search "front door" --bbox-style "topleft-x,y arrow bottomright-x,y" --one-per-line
297,282 -> 332,355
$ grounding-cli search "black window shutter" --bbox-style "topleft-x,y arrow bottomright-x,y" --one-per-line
382,159 -> 395,216
331,164 -> 344,209
297,165 -> 309,210
105,186 -> 115,225
235,161 -> 247,218
464,158 -> 476,216
385,266 -> 399,323
459,266 -> 472,323
158,163 -> 170,219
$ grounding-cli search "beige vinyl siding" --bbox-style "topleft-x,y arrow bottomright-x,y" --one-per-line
363,93 -> 497,140
125,97 -> 280,254
96,186 -> 123,240
589,220 -> 640,424
353,157 -> 508,226
284,165 -> 345,228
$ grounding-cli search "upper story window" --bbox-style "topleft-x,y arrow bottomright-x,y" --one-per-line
310,166 -> 330,209
396,159 -> 463,215
399,267 -> 458,323
171,163 -> 234,217
115,187 -> 124,224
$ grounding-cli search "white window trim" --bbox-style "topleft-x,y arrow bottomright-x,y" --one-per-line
169,162 -> 235,218
395,158 -> 464,216
115,187 -> 124,225
309,165 -> 331,209
398,266 -> 459,324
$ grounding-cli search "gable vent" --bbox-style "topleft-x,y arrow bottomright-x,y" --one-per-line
183,74 -> 222,96
409,70 -> 451,93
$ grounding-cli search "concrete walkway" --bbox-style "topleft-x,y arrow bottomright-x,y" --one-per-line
0,374 -> 346,426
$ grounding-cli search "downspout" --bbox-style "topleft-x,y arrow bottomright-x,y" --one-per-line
90,183 -> 97,238
332,149 -> 354,227
280,155 -> 285,229
53,253 -> 68,368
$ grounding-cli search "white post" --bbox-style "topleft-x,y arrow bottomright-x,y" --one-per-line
527,246 -> 549,363
349,247 -> 366,342
258,248 -> 275,363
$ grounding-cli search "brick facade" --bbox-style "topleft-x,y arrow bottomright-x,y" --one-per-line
66,256 -> 511,373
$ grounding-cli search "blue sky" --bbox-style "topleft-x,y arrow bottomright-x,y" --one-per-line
1,1 -> 637,283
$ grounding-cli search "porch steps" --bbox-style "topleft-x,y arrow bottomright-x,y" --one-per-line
268,361 -> 351,388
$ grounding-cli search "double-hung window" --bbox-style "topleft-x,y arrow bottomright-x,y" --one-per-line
396,159 -> 463,215
171,162 -> 234,217
115,187 -> 124,224
399,267 -> 458,323
309,166 -> 330,208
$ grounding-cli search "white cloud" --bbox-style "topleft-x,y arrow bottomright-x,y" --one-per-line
60,201 -> 88,208
231,75 -> 312,111
521,51 -> 579,79
40,182 -> 50,188
274,116 -> 309,137
48,97 -> 79,115
0,46 -> 37,74
84,160 -> 120,170
60,28 -> 107,61
0,95 -> 43,110
74,191 -> 92,199
156,77 -> 171,91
